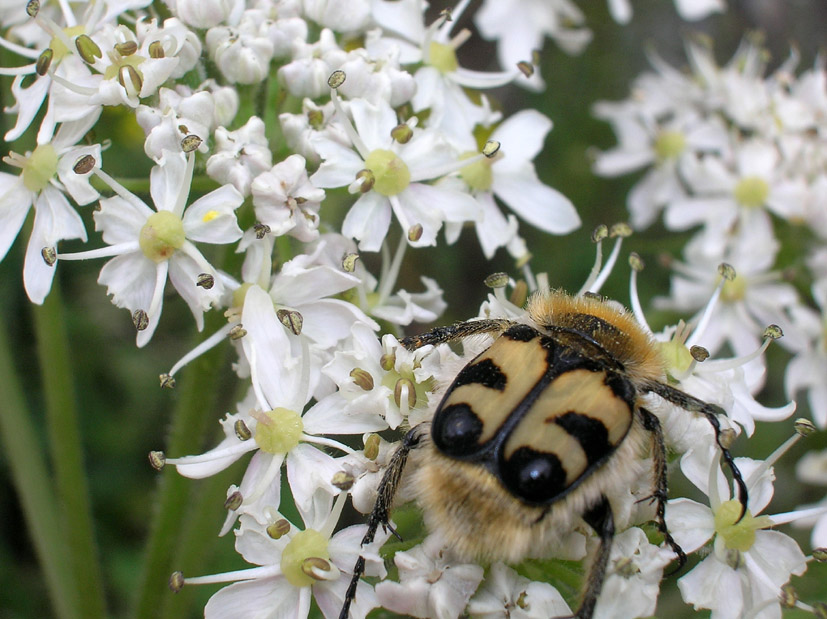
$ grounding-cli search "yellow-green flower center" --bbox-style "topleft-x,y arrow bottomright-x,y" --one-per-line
733,176 -> 769,208
254,408 -> 304,454
381,367 -> 432,410
232,282 -> 254,310
458,151 -> 492,191
428,41 -> 458,74
658,338 -> 693,379
714,499 -> 772,552
139,211 -> 185,263
103,53 -> 145,82
364,149 -> 410,197
22,144 -> 58,193
654,130 -> 686,162
721,274 -> 747,303
50,25 -> 86,62
280,529 -> 330,587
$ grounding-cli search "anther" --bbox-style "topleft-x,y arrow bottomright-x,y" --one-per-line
510,280 -> 528,307
718,263 -> 736,281
277,309 -> 303,335
41,247 -> 57,266
482,140 -> 500,158
196,273 -> 214,289
132,309 -> 149,331
812,548 -> 827,562
267,518 -> 291,539
379,352 -> 395,371
327,70 -> 346,89
690,345 -> 709,362
355,169 -> 374,193
342,252 -> 359,272
75,34 -> 103,64
517,61 -> 534,78
26,0 -> 39,17
484,272 -> 509,289
118,65 -> 142,94
350,368 -> 374,391
779,583 -> 798,608
73,154 -> 96,174
794,418 -> 816,437
228,325 -> 247,340
148,41 -> 164,58
762,324 -> 783,340
148,450 -> 166,470
815,602 -> 827,619
181,135 -> 202,153
115,41 -> 138,56
364,434 -> 380,461
719,428 -> 737,450
391,123 -> 413,144
168,571 -> 185,593
253,223 -> 270,239
592,224 -> 609,242
407,224 -> 423,242
224,490 -> 243,511
234,419 -> 252,440
628,252 -> 644,272
331,471 -> 355,491
302,557 -> 335,580
36,48 -> 53,75
394,378 -> 416,408
609,222 -> 632,238
159,373 -> 176,389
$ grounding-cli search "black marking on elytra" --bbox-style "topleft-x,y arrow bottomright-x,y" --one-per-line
432,403 -> 483,457
503,323 -> 538,342
453,358 -> 507,391
604,371 -> 636,405
502,446 -> 567,504
554,411 -> 612,466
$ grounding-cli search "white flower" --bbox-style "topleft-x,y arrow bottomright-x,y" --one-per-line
279,98 -> 350,165
206,10 -> 275,85
375,535 -> 484,619
311,95 -> 481,250
250,154 -> 323,241
0,115 -> 101,303
58,150 -> 243,346
467,562 -> 571,618
302,0 -> 370,33
173,0 -> 243,29
279,28 -> 347,98
207,116 -> 273,196
785,280 -> 827,428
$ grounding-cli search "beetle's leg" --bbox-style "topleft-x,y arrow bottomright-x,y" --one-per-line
642,380 -> 748,521
400,318 -> 512,350
574,495 -> 614,619
339,425 -> 425,619
638,407 -> 686,574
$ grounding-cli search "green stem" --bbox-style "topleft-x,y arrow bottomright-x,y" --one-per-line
0,316 -> 78,619
33,285 -> 108,618
130,312 -> 230,619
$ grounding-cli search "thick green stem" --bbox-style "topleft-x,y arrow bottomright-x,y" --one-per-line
0,317 -> 78,619
33,285 -> 108,619
130,312 -> 230,619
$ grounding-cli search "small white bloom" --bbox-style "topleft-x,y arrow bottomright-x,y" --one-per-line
207,10 -> 275,85
207,116 -> 273,196
467,562 -> 571,618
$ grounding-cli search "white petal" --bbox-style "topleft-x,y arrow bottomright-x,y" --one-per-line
664,497 -> 715,553
0,173 -> 33,262
492,169 -> 580,234
491,109 -> 552,163
183,184 -> 244,243
342,192 -> 391,252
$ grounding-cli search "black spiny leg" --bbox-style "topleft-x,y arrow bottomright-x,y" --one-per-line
638,408 -> 686,574
576,496 -> 614,619
643,380 -> 748,521
339,426 -> 425,619
400,318 -> 512,351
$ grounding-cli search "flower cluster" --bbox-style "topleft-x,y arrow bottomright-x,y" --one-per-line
2,0 -> 825,618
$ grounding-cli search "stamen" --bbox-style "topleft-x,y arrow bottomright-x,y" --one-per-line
576,225 -> 607,296
239,452 -> 284,506
409,150 -> 487,183
685,265 -> 731,348
589,230 -> 626,293
182,564 -> 281,586
164,440 -> 257,466
300,435 -> 355,455
0,63 -> 38,75
328,84 -> 370,160
376,232 -> 407,306
694,332 -> 774,374
49,71 -> 98,96
320,492 -> 348,539
769,504 -> 827,527
57,242 -> 140,261
628,252 -> 653,334
166,323 -> 237,377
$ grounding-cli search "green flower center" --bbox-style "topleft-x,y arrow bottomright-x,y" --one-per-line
458,151 -> 492,191
254,408 -> 304,454
733,176 -> 769,208
280,529 -> 330,587
22,144 -> 58,193
428,41 -> 458,74
714,499 -> 772,552
139,211 -> 185,263
654,130 -> 686,161
364,149 -> 411,197
658,338 -> 693,379
232,282 -> 254,310
721,274 -> 747,303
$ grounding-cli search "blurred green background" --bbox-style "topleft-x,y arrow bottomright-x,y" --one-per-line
1,0 -> 826,617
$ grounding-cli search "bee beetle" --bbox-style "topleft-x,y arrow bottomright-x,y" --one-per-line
340,290 -> 747,619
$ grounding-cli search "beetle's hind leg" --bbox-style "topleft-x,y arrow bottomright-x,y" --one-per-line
571,495 -> 614,619
642,380 -> 748,520
400,318 -> 512,350
638,407 -> 686,573
339,425 -> 426,619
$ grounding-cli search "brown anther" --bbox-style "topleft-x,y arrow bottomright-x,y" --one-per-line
689,345 -> 709,362
484,272 -> 509,289
115,41 -> 138,56
73,154 -> 96,174
394,378 -> 416,409
148,40 -> 165,58
132,309 -> 149,331
350,368 -> 374,391
277,309 -> 303,335
196,273 -> 214,289
224,490 -> 243,511
327,70 -> 346,89
234,419 -> 252,441
331,471 -> 355,491
229,325 -> 247,340
41,246 -> 57,266
159,373 -> 176,389
517,61 -> 534,78
168,571 -> 184,593
379,352 -> 395,371
36,48 -> 53,75
148,450 -> 166,470
267,518 -> 291,539
364,434 -> 380,461
181,134 -> 202,153
253,223 -> 271,239
342,252 -> 359,273
794,418 -> 816,437
391,123 -> 413,144
407,223 -> 423,242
